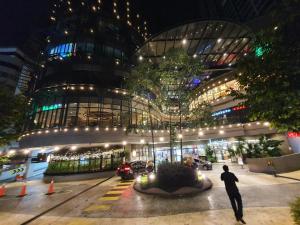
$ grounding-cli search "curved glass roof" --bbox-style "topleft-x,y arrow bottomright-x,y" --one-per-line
137,20 -> 253,69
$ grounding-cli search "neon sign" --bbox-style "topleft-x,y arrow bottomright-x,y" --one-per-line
287,132 -> 300,138
255,44 -> 270,58
49,43 -> 74,58
212,105 -> 247,117
41,104 -> 62,111
212,109 -> 231,117
232,105 -> 246,111
255,46 -> 264,57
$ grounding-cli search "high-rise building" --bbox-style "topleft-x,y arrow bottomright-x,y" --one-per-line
0,47 -> 37,94
22,0 -> 158,139
18,1 -> 294,176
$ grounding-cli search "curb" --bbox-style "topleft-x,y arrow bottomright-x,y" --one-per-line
133,178 -> 213,198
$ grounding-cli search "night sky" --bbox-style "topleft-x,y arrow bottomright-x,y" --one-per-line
0,0 -> 214,46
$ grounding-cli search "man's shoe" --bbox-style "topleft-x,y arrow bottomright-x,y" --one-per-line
239,218 -> 246,224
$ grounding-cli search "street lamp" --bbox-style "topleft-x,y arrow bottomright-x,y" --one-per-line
71,146 -> 77,151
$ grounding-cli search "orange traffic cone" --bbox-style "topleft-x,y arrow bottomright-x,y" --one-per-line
46,178 -> 55,195
0,184 -> 6,197
18,182 -> 27,197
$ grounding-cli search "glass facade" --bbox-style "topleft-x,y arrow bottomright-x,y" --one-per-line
27,85 -> 162,131
190,79 -> 240,110
47,42 -> 128,64
138,21 -> 253,67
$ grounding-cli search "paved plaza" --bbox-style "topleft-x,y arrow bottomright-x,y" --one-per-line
0,163 -> 299,225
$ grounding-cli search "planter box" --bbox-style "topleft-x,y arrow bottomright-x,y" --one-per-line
246,153 -> 300,173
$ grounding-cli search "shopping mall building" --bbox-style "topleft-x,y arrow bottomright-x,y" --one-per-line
17,0 -> 296,172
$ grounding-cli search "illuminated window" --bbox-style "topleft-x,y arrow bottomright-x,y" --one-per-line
48,43 -> 74,58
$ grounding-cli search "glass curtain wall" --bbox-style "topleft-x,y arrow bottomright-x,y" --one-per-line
28,86 -> 162,131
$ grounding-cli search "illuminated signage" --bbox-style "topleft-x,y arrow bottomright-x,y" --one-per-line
49,43 -> 74,58
232,105 -> 246,111
41,104 -> 62,111
287,132 -> 300,138
255,46 -> 264,57
212,105 -> 247,117
255,44 -> 270,58
212,109 -> 231,117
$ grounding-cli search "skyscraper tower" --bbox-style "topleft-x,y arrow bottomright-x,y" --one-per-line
23,0 -> 154,134
40,0 -> 145,88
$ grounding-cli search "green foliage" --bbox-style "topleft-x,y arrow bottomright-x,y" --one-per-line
156,162 -> 197,192
45,157 -> 122,175
127,48 -> 205,114
127,48 -> 207,163
227,147 -> 236,158
244,136 -> 282,158
205,145 -> 217,163
236,137 -> 246,156
190,102 -> 214,127
0,86 -> 29,146
233,1 -> 300,132
0,156 -> 10,166
290,197 -> 300,225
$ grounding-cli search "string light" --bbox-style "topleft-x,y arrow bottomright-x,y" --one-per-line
71,146 -> 77,150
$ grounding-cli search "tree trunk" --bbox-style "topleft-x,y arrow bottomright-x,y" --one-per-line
169,113 -> 173,163
147,99 -> 156,170
179,102 -> 183,164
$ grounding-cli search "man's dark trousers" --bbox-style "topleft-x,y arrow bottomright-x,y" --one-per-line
228,191 -> 243,220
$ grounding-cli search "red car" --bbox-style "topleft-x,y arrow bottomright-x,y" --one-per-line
116,162 -> 134,180
116,161 -> 147,180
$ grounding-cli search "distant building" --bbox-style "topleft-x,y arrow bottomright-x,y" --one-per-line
0,47 -> 37,95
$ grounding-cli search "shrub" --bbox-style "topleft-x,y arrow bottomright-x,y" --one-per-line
245,136 -> 283,158
205,145 -> 217,162
291,197 -> 300,225
157,162 -> 197,192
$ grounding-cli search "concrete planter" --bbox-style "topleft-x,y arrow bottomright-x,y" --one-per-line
133,177 -> 212,197
246,153 -> 300,173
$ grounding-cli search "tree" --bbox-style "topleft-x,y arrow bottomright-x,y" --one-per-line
233,0 -> 300,132
244,135 -> 282,158
127,48 -> 207,163
126,60 -> 160,167
157,48 -> 204,162
0,87 -> 28,146
204,145 -> 217,163
236,137 -> 246,156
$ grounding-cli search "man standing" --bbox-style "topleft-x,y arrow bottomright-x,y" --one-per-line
221,165 -> 246,224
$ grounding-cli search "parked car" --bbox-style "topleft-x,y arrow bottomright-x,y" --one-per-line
194,158 -> 213,170
116,162 -> 134,180
116,161 -> 147,180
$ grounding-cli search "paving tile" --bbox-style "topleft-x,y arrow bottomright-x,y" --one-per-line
84,204 -> 111,212
98,196 -> 120,201
112,186 -> 129,190
106,190 -> 124,195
